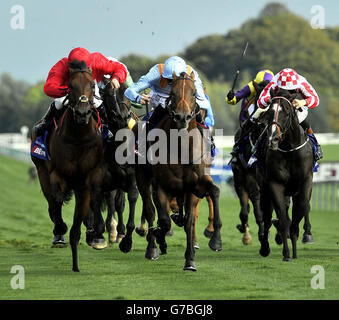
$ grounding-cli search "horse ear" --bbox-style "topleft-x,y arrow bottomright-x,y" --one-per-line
190,71 -> 195,81
253,81 -> 259,93
270,87 -> 275,97
172,72 -> 177,81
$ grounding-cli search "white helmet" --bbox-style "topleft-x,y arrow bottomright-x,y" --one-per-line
163,56 -> 187,79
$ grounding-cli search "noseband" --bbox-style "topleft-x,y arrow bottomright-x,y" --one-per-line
165,75 -> 200,123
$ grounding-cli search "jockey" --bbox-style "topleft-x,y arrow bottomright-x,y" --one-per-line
34,47 -> 127,136
226,69 -> 274,123
226,69 -> 274,157
124,56 -> 215,146
256,68 -> 323,160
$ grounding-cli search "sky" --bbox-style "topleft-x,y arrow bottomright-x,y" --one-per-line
0,0 -> 338,83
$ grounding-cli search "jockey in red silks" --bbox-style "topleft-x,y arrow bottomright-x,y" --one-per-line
255,68 -> 323,160
34,47 -> 127,136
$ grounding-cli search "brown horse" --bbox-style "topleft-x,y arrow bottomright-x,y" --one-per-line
31,60 -> 104,272
136,71 -> 222,271
135,107 -> 215,249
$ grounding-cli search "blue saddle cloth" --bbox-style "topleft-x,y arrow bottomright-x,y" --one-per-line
31,131 -> 50,161
31,126 -> 110,161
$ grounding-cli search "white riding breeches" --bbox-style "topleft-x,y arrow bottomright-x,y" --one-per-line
297,105 -> 308,123
54,80 -> 101,110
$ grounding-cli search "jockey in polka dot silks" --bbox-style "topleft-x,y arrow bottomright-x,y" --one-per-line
255,68 -> 323,160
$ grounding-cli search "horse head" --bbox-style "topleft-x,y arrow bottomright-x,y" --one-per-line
68,60 -> 95,125
103,81 -> 131,130
166,71 -> 197,130
261,87 -> 301,150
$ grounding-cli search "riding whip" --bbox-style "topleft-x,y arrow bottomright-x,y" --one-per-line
230,41 -> 249,93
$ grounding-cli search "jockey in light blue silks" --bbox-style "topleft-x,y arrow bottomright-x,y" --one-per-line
124,56 -> 215,147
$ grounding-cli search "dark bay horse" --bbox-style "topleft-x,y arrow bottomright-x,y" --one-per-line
85,81 -> 139,253
136,72 -> 222,271
31,61 -> 104,271
230,80 -> 269,245
258,88 -> 314,261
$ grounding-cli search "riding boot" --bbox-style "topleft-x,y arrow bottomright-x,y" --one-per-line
307,128 -> 323,161
34,102 -> 59,137
196,110 -> 216,156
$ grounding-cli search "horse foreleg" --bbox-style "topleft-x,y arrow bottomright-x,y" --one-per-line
183,193 -> 199,271
136,166 -> 158,260
115,189 -> 126,242
247,176 -> 263,244
119,185 -> 138,253
302,206 -> 314,244
152,185 -> 171,255
206,182 -> 222,252
259,183 -> 273,257
270,183 -> 291,261
203,196 -> 214,239
105,190 -> 118,245
193,199 -> 201,249
70,188 -> 91,272
49,170 -> 68,246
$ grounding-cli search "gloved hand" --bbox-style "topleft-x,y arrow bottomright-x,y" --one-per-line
292,99 -> 306,109
227,90 -> 235,101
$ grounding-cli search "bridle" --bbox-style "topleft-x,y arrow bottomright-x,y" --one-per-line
165,74 -> 200,123
266,96 -> 294,142
63,69 -> 96,114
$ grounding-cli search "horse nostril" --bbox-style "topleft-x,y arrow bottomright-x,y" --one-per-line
174,114 -> 181,122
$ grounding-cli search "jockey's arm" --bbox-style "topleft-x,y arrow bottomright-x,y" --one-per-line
44,58 -> 69,98
124,65 -> 160,104
298,77 -> 319,109
91,52 -> 127,86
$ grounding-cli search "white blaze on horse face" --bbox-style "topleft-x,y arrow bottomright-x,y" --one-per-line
269,102 -> 281,141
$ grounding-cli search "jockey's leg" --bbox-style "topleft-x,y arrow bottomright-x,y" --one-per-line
34,98 -> 67,136
195,105 -> 216,155
300,119 -> 323,161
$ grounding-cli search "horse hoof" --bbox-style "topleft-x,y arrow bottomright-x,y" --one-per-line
203,229 -> 214,239
302,234 -> 314,244
208,237 -> 222,252
145,247 -> 159,260
183,261 -> 197,272
236,224 -> 246,233
119,237 -> 132,253
116,234 -> 125,243
166,229 -> 174,237
170,213 -> 184,227
135,227 -> 147,237
72,267 -> 80,272
275,233 -> 283,245
52,235 -> 67,248
91,238 -> 107,250
283,257 -> 292,262
194,242 -> 200,249
259,247 -> 270,257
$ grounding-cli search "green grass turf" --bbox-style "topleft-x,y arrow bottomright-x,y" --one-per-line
0,153 -> 338,300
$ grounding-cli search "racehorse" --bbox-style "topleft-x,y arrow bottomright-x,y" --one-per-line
257,88 -> 314,261
31,60 -> 104,271
85,81 -> 139,253
135,107 -> 215,249
230,80 -> 269,245
136,71 -> 222,271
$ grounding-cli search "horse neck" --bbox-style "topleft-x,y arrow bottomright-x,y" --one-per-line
282,113 -> 305,149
